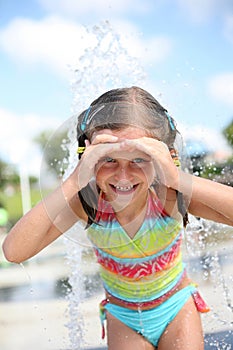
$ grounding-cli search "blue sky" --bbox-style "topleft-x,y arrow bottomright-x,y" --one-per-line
1,0 -> 233,174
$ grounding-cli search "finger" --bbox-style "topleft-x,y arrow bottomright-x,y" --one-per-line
121,139 -> 153,154
125,138 -> 169,155
82,142 -> 122,168
91,133 -> 118,145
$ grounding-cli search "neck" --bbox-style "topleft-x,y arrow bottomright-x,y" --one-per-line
113,191 -> 148,223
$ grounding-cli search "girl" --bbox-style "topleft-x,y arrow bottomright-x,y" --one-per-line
3,87 -> 233,349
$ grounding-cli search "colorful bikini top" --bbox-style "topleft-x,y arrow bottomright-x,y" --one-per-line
87,189 -> 185,305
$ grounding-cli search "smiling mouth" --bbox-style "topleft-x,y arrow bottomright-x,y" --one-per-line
110,184 -> 138,194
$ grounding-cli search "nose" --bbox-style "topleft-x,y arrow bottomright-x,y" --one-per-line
115,161 -> 133,181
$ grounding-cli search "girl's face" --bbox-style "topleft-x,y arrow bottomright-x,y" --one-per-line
93,127 -> 155,210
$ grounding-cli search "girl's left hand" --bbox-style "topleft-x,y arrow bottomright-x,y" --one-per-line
123,137 -> 180,189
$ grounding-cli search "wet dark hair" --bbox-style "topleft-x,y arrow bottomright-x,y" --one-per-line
76,86 -> 188,227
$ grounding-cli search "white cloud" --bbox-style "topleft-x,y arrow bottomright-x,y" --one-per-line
37,0 -> 150,17
0,16 -> 97,78
113,20 -> 173,65
0,16 -> 173,79
0,108 -> 59,175
179,125 -> 228,151
208,73 -> 233,108
179,123 -> 231,163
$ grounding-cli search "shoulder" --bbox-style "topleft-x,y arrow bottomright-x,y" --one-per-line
151,187 -> 181,222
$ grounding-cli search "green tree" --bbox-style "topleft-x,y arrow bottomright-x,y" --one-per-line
223,119 -> 233,149
201,119 -> 233,185
0,159 -> 20,188
33,129 -> 70,177
0,159 -> 9,189
190,119 -> 233,186
0,159 -> 38,189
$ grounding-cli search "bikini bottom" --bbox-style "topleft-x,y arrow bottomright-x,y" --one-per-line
100,285 -> 209,347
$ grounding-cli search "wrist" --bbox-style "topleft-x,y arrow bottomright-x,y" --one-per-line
61,174 -> 80,198
174,171 -> 193,206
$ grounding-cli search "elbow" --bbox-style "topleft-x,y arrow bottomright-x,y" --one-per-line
2,240 -> 25,264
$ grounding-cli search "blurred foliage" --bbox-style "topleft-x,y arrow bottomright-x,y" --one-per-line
0,160 -> 19,189
200,163 -> 233,186
0,128 -> 70,227
223,119 -> 233,148
33,129 -> 70,178
0,189 -> 43,228
191,119 -> 233,186
192,158 -> 233,185
0,159 -> 37,189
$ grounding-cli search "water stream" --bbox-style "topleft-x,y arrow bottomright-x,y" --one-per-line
62,20 -> 145,349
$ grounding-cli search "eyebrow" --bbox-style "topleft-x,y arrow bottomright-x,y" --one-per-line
102,153 -> 152,161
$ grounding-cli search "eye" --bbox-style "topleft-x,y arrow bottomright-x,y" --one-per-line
130,158 -> 151,168
97,157 -> 117,169
104,157 -> 116,163
132,158 -> 146,163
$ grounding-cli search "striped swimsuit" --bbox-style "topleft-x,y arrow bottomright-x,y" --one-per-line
87,189 -> 209,346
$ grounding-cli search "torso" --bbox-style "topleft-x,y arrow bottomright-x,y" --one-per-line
87,188 -> 190,310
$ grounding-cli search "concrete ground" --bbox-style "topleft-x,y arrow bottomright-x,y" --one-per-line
1,298 -> 232,350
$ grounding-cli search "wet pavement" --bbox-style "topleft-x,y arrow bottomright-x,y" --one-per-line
205,330 -> 233,349
86,329 -> 233,349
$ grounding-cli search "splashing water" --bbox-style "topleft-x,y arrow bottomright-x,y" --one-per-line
62,20 -> 145,350
172,128 -> 233,348
69,20 -> 146,113
185,215 -> 233,348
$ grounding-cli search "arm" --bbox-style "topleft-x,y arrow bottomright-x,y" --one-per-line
180,172 -> 233,226
2,174 -> 86,263
2,134 -> 123,263
161,151 -> 233,226
123,137 -> 233,226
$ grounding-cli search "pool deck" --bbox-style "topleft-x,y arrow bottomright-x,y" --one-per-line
1,294 -> 233,350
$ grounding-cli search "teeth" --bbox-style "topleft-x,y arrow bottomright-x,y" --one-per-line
115,185 -> 133,192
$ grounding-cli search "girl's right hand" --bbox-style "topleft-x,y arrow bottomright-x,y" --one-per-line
71,133 -> 121,190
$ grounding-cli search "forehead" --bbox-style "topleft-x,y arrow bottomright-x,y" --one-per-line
93,127 -> 149,140
108,149 -> 151,160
